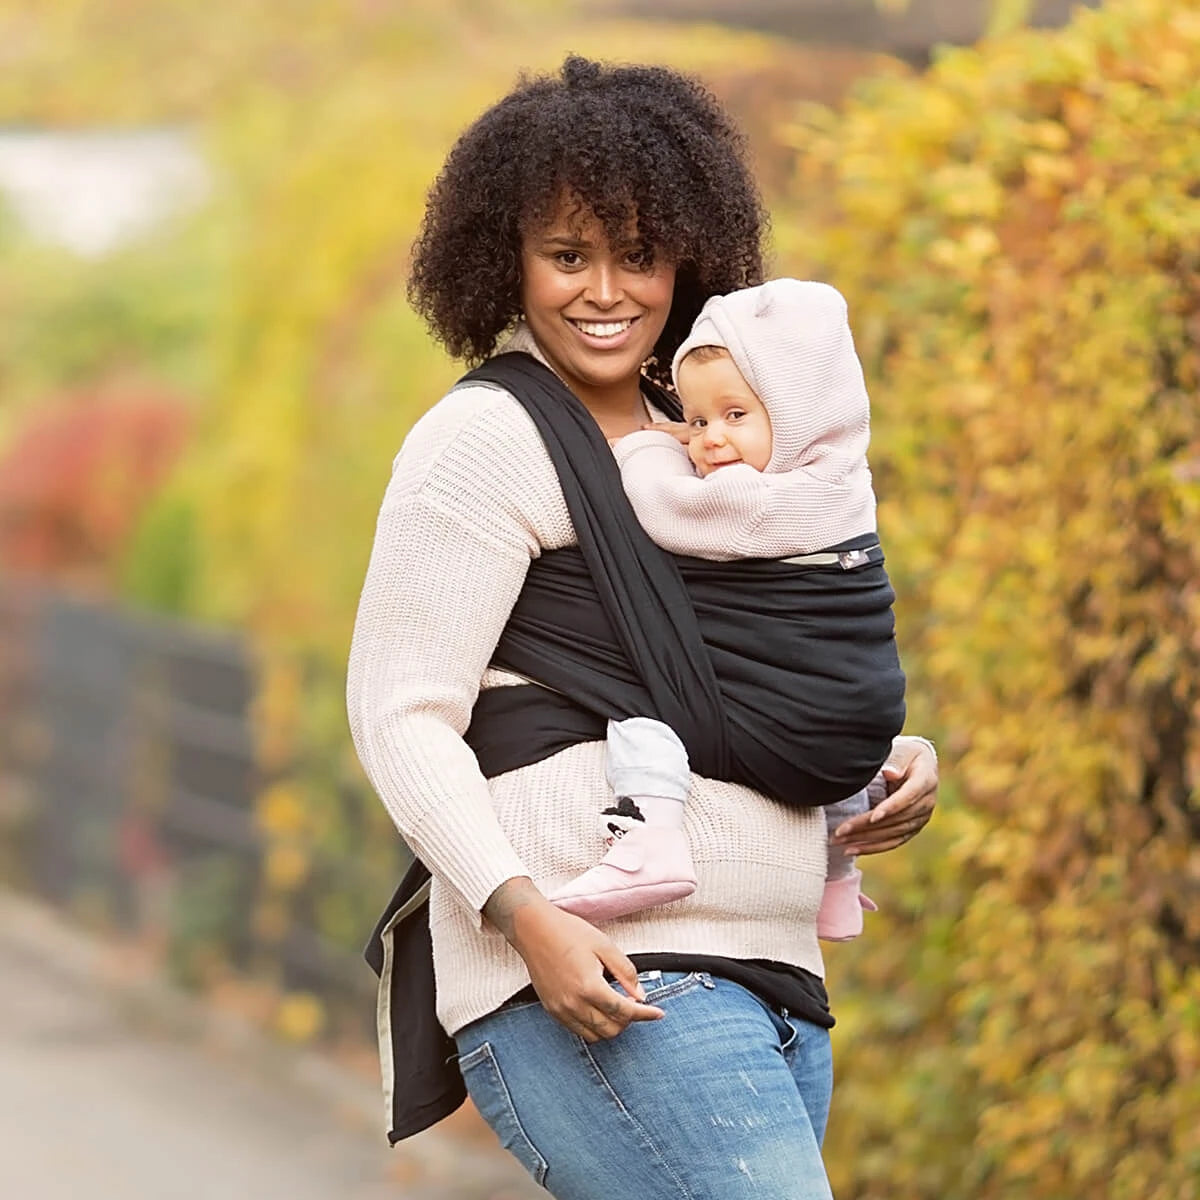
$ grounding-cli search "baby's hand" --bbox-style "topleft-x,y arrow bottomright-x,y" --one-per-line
640,420 -> 692,445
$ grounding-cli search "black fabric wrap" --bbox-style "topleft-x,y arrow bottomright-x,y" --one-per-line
364,351 -> 904,1144
466,352 -> 906,805
470,353 -> 735,780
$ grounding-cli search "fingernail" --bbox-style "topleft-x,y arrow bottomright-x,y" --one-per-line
834,824 -> 848,839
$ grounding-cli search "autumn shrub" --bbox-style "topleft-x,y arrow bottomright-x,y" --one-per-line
774,2 -> 1199,1196
0,387 -> 190,592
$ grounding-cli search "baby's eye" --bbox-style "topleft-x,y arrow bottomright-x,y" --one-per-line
727,409 -> 746,421
688,417 -> 707,431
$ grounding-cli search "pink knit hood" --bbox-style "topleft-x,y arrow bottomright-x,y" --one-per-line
671,279 -> 871,478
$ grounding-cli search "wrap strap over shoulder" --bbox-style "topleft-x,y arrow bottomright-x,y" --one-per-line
464,352 -> 733,780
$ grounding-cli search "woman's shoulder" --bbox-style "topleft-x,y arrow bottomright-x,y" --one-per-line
385,377 -> 571,547
397,378 -> 541,467
396,324 -> 551,470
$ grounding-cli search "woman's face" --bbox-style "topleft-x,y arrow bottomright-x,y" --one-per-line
519,195 -> 676,409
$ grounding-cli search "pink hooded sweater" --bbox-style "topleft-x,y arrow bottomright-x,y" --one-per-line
614,279 -> 877,560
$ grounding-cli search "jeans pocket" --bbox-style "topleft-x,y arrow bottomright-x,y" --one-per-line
458,1041 -> 549,1187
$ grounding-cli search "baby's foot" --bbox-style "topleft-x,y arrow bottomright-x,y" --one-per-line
549,825 -> 697,922
816,868 -> 878,942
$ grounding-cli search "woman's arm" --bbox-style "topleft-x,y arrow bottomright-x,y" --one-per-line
349,387 -> 662,1035
347,473 -> 534,919
829,736 -> 938,855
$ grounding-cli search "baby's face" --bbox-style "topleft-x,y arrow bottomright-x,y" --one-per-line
676,351 -> 773,477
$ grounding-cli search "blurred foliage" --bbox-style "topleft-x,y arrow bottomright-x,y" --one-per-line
873,0 -> 1038,37
777,1 -> 1200,1195
1,0 -> 1196,1193
0,385 -> 189,591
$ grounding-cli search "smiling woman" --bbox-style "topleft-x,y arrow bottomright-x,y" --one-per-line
406,56 -> 765,378
350,54 -> 939,1200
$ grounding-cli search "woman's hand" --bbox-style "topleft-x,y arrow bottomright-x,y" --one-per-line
640,420 -> 692,445
483,878 -> 664,1042
830,736 -> 938,856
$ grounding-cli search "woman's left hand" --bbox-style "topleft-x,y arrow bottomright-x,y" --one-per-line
829,736 -> 938,856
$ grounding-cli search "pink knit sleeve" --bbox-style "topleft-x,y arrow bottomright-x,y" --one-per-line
614,432 -> 878,559
614,430 -> 768,561
745,464 -> 877,555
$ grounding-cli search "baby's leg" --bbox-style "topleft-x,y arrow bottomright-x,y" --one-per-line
602,717 -> 690,839
818,788 -> 876,943
822,790 -> 868,880
548,717 -> 696,922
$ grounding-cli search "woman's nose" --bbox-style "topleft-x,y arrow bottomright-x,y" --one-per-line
585,263 -> 622,309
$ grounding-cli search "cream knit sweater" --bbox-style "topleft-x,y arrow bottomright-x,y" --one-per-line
346,327 -> 828,1036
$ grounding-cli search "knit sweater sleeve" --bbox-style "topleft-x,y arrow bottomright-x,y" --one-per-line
346,383 -> 559,923
614,429 -> 878,559
614,430 -> 766,560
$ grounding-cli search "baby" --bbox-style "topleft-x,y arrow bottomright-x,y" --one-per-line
548,279 -> 901,940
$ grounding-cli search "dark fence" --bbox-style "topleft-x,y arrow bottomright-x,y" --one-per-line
0,578 -> 380,1033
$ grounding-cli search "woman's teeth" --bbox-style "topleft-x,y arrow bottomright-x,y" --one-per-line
572,319 -> 633,338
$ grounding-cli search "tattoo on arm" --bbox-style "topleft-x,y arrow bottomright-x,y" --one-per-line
482,876 -> 541,944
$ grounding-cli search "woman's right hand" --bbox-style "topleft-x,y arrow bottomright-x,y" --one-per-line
482,878 -> 665,1042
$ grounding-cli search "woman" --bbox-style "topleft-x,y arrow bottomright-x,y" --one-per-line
348,56 -> 937,1199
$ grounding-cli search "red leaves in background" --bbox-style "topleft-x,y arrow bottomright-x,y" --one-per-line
0,385 -> 189,591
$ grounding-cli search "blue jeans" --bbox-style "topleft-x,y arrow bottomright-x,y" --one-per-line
454,970 -> 834,1199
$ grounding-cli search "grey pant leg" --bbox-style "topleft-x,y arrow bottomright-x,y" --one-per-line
823,789 -> 868,879
604,717 -> 691,801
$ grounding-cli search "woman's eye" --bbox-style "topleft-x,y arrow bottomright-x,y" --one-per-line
625,248 -> 648,268
555,251 -> 583,267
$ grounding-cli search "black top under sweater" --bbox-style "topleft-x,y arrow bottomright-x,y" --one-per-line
507,955 -> 833,1029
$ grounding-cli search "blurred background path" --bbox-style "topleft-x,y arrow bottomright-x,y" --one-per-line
0,892 -> 540,1200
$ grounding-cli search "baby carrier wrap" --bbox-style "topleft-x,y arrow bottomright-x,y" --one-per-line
365,352 -> 904,1141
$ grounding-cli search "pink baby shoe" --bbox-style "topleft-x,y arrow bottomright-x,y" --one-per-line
549,826 -> 697,923
816,868 -> 878,942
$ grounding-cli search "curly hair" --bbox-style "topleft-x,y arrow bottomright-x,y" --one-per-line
408,55 -> 767,381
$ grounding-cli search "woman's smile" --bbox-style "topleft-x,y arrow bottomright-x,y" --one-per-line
567,316 -> 637,340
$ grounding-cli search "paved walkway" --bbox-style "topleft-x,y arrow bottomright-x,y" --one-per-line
0,894 -> 540,1200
